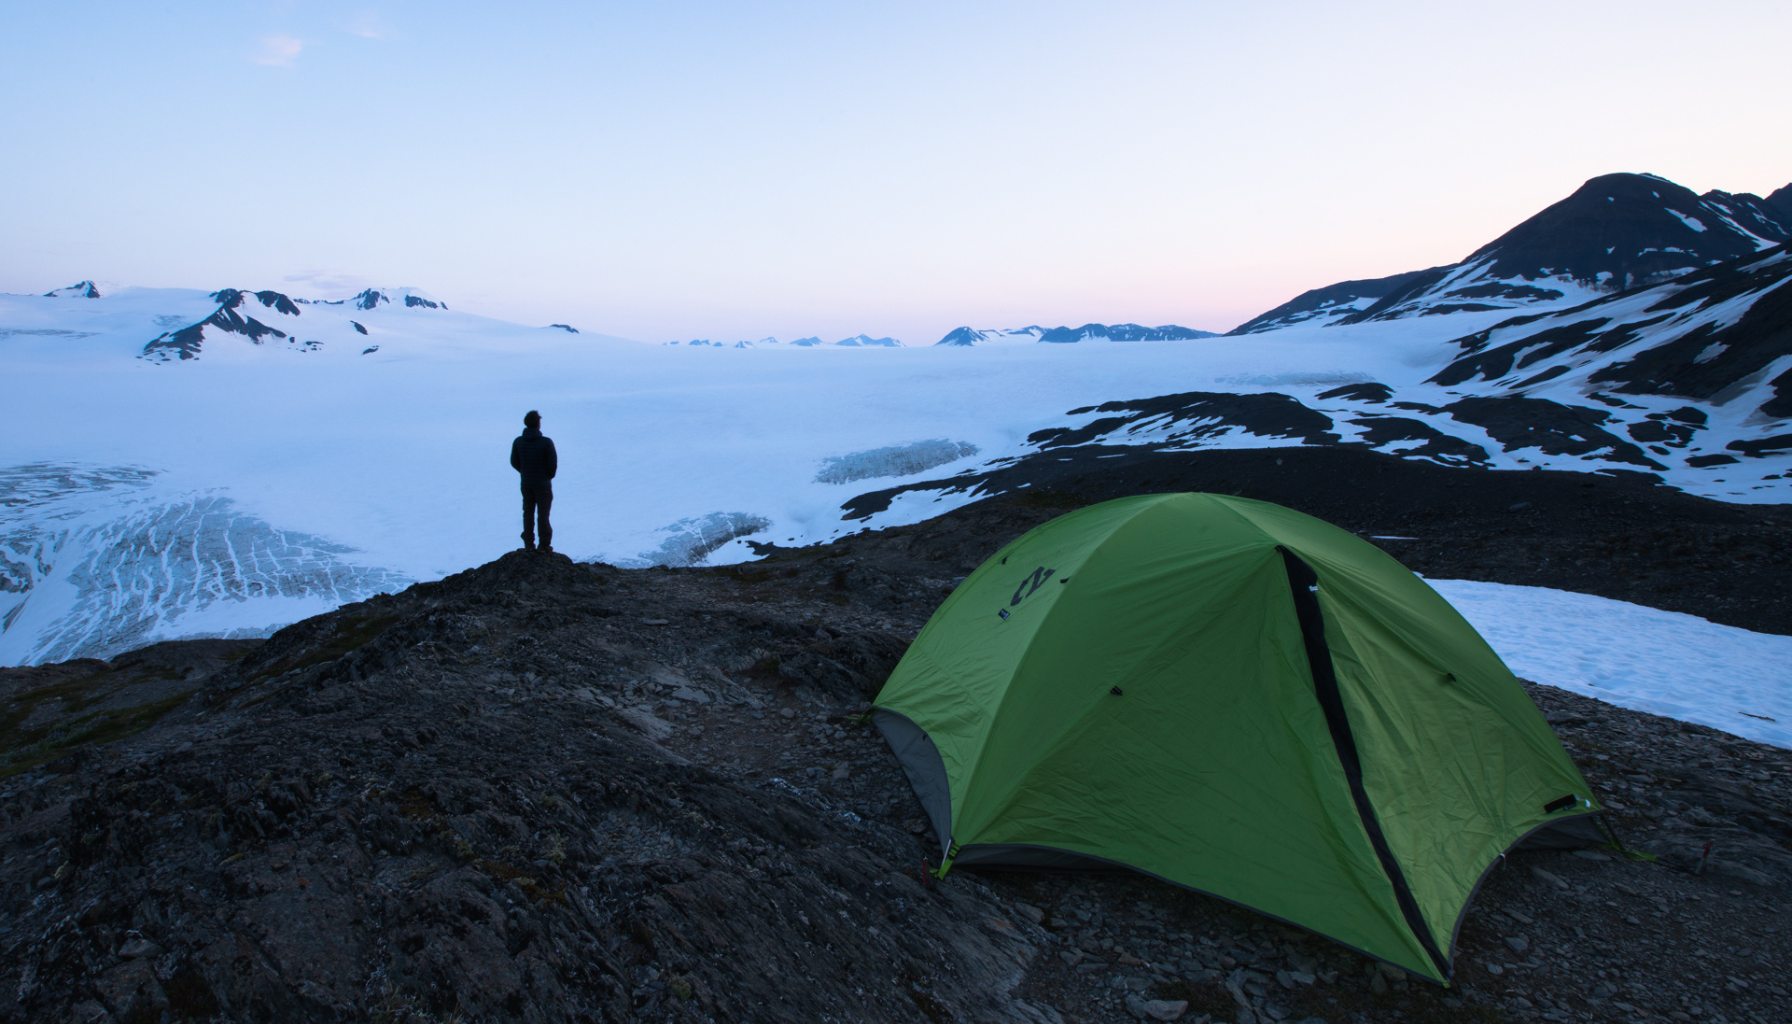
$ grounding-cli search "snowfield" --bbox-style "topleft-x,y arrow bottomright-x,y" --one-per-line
1,280 -> 1789,748
1430,580 -> 1792,749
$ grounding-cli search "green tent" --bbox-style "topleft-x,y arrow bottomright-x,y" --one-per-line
871,493 -> 1600,982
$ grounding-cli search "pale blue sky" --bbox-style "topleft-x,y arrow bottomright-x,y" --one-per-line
4,1 -> 1789,341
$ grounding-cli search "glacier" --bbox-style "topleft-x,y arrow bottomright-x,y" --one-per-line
2,266 -> 1790,753
815,440 -> 982,485
0,463 -> 407,664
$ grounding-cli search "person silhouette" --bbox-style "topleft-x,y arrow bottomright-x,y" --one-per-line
509,409 -> 557,553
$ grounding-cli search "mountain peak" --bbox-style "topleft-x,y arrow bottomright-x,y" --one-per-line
1767,182 -> 1792,220
43,280 -> 100,299
1233,171 -> 1792,334
1460,171 -> 1791,290
141,287 -> 307,361
937,326 -> 987,346
352,288 -> 448,311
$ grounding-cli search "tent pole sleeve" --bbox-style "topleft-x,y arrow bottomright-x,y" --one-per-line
1278,546 -> 1452,981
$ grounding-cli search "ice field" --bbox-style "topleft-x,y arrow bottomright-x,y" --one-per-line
2,283 -> 1789,749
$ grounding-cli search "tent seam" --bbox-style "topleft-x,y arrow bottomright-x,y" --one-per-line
966,494 -> 1173,833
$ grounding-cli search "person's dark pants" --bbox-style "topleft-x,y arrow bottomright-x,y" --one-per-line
522,485 -> 553,550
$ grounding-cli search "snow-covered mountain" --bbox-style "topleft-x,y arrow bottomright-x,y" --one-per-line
19,281 -> 596,365
3,170 -> 1789,667
852,238 -> 1792,523
1427,247 -> 1792,429
42,280 -> 102,299
1235,172 -> 1792,333
937,323 -> 1219,345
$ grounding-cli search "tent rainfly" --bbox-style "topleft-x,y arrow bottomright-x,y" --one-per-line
871,493 -> 1601,982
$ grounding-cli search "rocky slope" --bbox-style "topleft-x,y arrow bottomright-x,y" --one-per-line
0,463 -> 1789,1024
845,446 -> 1792,636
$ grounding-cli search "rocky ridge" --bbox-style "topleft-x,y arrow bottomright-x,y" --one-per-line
1233,173 -> 1792,334
0,481 -> 1788,1024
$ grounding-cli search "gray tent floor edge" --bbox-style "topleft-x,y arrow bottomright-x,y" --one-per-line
872,708 -> 956,860
877,708 -> 1603,984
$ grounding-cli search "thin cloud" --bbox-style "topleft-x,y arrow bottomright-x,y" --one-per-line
284,271 -> 371,296
347,11 -> 389,40
253,34 -> 305,67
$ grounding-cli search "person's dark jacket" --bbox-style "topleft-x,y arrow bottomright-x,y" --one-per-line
510,428 -> 557,488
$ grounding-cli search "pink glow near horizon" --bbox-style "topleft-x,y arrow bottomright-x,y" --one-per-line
2,1 -> 1788,343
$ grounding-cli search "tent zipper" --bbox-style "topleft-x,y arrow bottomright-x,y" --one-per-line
1278,546 -> 1452,981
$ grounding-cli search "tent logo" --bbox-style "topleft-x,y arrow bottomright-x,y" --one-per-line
1011,566 -> 1056,606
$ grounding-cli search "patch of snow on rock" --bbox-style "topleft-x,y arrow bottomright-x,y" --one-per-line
1430,578 -> 1792,749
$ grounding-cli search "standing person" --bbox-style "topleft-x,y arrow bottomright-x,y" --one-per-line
510,410 -> 558,553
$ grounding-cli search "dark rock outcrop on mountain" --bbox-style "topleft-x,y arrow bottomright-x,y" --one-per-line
550,324 -> 579,334
1769,183 -> 1792,220
1429,242 -> 1792,420
844,371 -> 1736,498
1439,396 -> 1665,470
140,289 -> 303,362
1341,413 -> 1490,464
3,468 -> 1790,1024
1315,382 -> 1395,404
1586,247 -> 1792,417
347,289 -> 446,312
1024,391 -> 1339,451
1234,173 -> 1792,334
1455,173 -> 1789,294
251,290 -> 301,317
1228,268 -> 1448,334
41,282 -> 100,299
